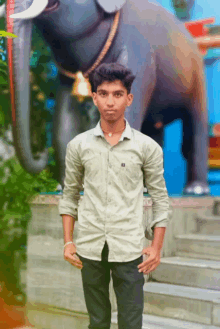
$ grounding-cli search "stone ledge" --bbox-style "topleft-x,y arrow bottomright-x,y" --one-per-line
30,194 -> 214,209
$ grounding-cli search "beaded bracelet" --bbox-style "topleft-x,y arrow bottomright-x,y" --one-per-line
64,241 -> 74,249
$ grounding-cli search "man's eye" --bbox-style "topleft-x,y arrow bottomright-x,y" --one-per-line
115,93 -> 122,97
99,92 -> 107,97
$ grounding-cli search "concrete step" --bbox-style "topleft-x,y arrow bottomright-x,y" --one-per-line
195,215 -> 220,235
151,256 -> 220,290
111,312 -> 220,329
175,234 -> 220,260
143,282 -> 220,326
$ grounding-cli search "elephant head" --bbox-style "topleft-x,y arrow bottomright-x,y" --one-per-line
2,0 -> 126,175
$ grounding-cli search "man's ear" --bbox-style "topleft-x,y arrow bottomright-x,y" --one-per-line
127,93 -> 133,107
96,0 -> 126,13
92,92 -> 97,106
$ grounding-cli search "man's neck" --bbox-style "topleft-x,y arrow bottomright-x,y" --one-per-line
100,117 -> 126,133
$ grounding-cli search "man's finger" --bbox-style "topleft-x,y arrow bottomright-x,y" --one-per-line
138,258 -> 158,271
67,258 -> 83,268
65,253 -> 82,265
138,255 -> 155,267
144,263 -> 158,274
64,253 -> 75,261
71,257 -> 83,266
72,261 -> 83,268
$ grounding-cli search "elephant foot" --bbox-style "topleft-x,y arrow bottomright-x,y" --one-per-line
56,183 -> 63,194
183,181 -> 210,196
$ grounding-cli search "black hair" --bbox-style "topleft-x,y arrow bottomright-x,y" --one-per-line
90,63 -> 136,94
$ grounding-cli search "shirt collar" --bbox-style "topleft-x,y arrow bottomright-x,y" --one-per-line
93,118 -> 132,140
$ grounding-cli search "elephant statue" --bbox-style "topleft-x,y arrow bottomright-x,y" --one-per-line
2,0 -> 209,195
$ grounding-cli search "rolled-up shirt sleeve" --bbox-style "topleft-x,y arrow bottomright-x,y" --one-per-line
58,140 -> 84,220
143,140 -> 172,238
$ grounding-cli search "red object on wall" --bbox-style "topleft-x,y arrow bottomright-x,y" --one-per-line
185,18 -> 215,37
209,137 -> 220,148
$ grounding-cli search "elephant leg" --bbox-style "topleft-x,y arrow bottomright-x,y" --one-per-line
142,104 -> 209,195
182,109 -> 210,195
179,109 -> 195,183
181,117 -> 204,194
53,83 -> 99,187
144,123 -> 164,147
141,110 -> 165,147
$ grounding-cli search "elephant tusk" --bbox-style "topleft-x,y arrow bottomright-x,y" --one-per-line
96,0 -> 126,13
0,4 -> 5,18
9,0 -> 49,19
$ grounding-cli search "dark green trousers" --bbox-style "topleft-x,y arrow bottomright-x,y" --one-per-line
77,241 -> 144,329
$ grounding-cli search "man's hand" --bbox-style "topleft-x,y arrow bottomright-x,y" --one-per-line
137,246 -> 161,274
64,243 -> 83,269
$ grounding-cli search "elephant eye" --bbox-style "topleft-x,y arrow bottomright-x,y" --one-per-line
44,0 -> 60,12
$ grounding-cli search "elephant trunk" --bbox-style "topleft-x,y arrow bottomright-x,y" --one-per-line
6,0 -> 48,173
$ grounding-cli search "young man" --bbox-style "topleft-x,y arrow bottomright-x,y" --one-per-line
59,63 -> 170,329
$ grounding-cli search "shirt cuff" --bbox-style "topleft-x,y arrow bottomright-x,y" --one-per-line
152,219 -> 168,229
145,216 -> 169,241
58,198 -> 78,220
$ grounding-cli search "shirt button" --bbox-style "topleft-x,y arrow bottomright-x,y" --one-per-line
109,164 -> 112,168
108,199 -> 111,202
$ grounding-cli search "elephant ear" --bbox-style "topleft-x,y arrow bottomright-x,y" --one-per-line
96,0 -> 126,13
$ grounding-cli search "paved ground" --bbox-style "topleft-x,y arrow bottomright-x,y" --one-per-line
26,302 -> 117,329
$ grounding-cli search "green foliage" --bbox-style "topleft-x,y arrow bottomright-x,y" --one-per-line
30,25 -> 59,152
0,150 -> 58,304
0,31 -> 17,38
0,149 -> 58,253
0,59 -> 11,138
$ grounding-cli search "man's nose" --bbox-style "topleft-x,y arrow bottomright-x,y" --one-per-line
106,95 -> 114,106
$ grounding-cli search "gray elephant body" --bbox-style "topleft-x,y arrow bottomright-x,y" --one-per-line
6,0 -> 209,194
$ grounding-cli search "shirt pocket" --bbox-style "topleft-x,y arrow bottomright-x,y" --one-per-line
117,158 -> 140,191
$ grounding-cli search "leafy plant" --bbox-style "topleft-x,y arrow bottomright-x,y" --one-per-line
0,150 -> 58,305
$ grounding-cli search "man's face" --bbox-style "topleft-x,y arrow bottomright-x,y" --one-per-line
92,80 -> 133,122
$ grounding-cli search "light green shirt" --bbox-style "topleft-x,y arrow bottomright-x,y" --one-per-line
59,119 -> 171,262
